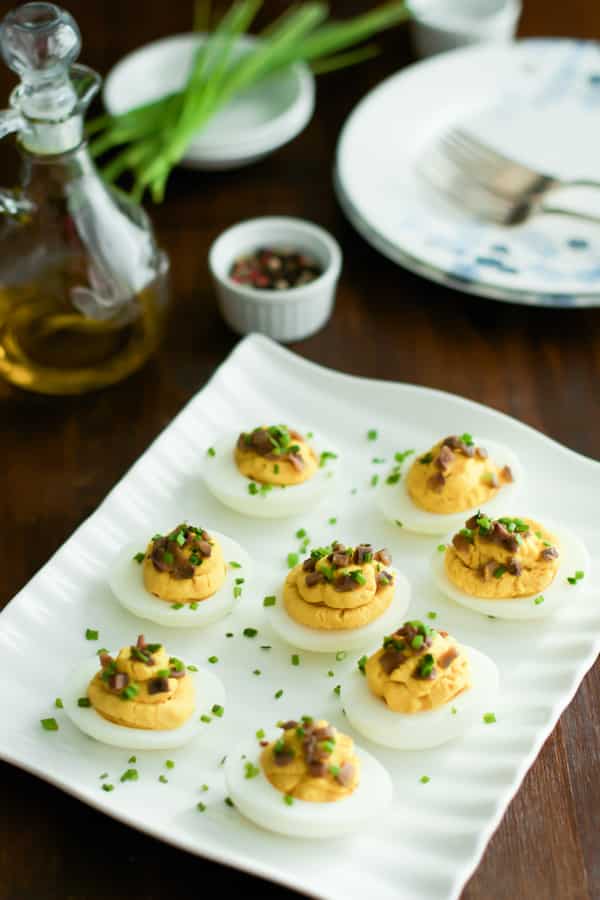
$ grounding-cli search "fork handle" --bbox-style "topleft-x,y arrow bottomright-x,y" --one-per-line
566,178 -> 600,192
542,182 -> 600,225
539,206 -> 600,227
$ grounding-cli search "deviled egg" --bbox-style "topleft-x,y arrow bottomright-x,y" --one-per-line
268,541 -> 411,651
376,433 -> 521,534
109,523 -> 251,628
224,716 -> 392,838
433,512 -> 590,620
344,621 -> 498,749
202,424 -> 339,518
63,635 -> 225,749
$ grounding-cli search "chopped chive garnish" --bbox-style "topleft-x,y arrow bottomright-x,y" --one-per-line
395,520 -> 403,527
329,764 -> 340,777
207,447 -> 216,457
99,772 -> 109,779
274,689 -> 284,699
96,647 -> 108,655
334,685 -> 341,697
121,684 -> 139,701
235,577 -> 245,585
367,429 -> 378,441
437,544 -> 446,552
77,697 -> 91,708
233,586 -> 242,599
190,601 -> 198,610
200,714 -> 212,723
260,644 -> 271,650
284,795 -> 294,806
451,706 -> 457,715
420,775 -> 430,784
349,570 -> 366,586
85,628 -> 99,641
201,784 -> 209,792
244,762 -> 260,779
159,775 -> 168,784
319,450 -> 338,468
534,596 -> 544,605
395,449 -> 415,463
358,655 -> 367,675
226,632 -> 234,638
243,628 -> 258,638
54,697 -> 63,709
291,654 -> 300,666
41,717 -> 58,731
133,552 -> 145,563
371,457 -> 386,464
229,561 -> 241,568
163,551 -> 174,564
335,650 -> 347,661
328,669 -> 334,677
212,704 -> 224,718
197,802 -> 206,812
165,760 -> 175,769
102,783 -> 114,792
370,474 -> 379,487
120,768 -> 138,783
483,712 -> 497,724
225,797 -> 234,808
208,656 -> 218,664
263,595 -> 276,607
419,452 -> 434,464
187,664 -> 198,672
287,552 -> 300,568
248,482 -> 259,495
426,611 -> 437,620
493,565 -> 507,579
128,756 -> 137,764
296,528 -> 307,539
253,669 -> 261,676
171,602 -> 184,610
256,728 -> 265,739
328,517 -> 337,525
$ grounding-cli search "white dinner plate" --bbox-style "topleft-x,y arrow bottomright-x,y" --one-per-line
0,333 -> 598,900
336,38 -> 600,308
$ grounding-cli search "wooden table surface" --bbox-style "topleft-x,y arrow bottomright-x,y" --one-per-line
1,1 -> 599,898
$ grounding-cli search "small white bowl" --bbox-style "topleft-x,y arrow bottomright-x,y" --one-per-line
408,0 -> 521,58
103,34 -> 315,171
208,217 -> 342,342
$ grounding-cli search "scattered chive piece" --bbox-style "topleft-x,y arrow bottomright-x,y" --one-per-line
371,457 -> 386,464
120,768 -> 138,783
296,528 -> 307,539
225,797 -> 234,808
102,783 -> 114,792
253,669 -> 261,676
200,714 -> 212,723
208,656 -> 218,664
395,520 -> 403,527
207,447 -> 216,457
243,628 -> 258,638
235,577 -> 245,585
328,669 -> 335,677
163,551 -> 174,564
121,684 -> 140,701
263,595 -> 276,607
212,704 -> 224,718
187,664 -> 198,672
171,602 -> 184,610
99,772 -> 109,779
41,717 -> 58,731
197,802 -> 206,812
233,586 -> 242,599
427,611 -> 437,620
534,595 -> 544,605
248,482 -> 259,495
287,552 -> 300,568
420,775 -> 430,784
437,544 -> 446,552
96,647 -> 109,655
451,706 -> 457,715
493,565 -> 507,579
567,570 -> 585,585
85,628 -> 99,641
128,756 -> 137,764
165,760 -> 175,769
244,761 -> 260,779
335,650 -> 347,661
133,552 -> 145,564
370,474 -> 379,487
201,784 -> 209,792
54,697 -> 63,709
483,712 -> 497,724
256,728 -> 265,739
358,655 -> 367,675
334,685 -> 341,697
190,602 -> 198,610
284,795 -> 294,806
77,697 -> 91,708
229,561 -> 241,568
226,632 -> 234,638
291,654 -> 300,666
273,464 -> 279,474
319,450 -> 338,468
159,775 -> 168,784
328,517 -> 337,525
367,429 -> 378,441
274,689 -> 284,699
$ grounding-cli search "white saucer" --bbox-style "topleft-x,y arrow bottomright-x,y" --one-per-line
336,38 -> 600,308
103,33 -> 315,170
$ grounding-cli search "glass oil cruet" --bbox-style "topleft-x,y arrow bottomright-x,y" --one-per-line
0,2 -> 169,394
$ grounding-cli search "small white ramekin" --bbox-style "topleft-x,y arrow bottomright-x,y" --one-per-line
408,0 -> 521,58
208,217 -> 342,342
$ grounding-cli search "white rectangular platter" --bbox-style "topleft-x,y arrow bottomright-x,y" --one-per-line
1,333 -> 598,900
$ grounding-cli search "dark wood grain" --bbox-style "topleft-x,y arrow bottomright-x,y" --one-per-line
1,1 -> 599,899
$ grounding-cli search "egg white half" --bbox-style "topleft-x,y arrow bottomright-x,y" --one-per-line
201,430 -> 340,519
224,733 -> 392,838
62,657 -> 226,750
432,522 -> 590,620
267,569 -> 412,652
376,439 -> 522,535
343,645 -> 499,750
109,531 -> 252,629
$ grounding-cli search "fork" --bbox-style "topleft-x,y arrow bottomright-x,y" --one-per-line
417,126 -> 600,226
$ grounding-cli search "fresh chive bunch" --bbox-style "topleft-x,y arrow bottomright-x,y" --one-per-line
88,1 -> 410,201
